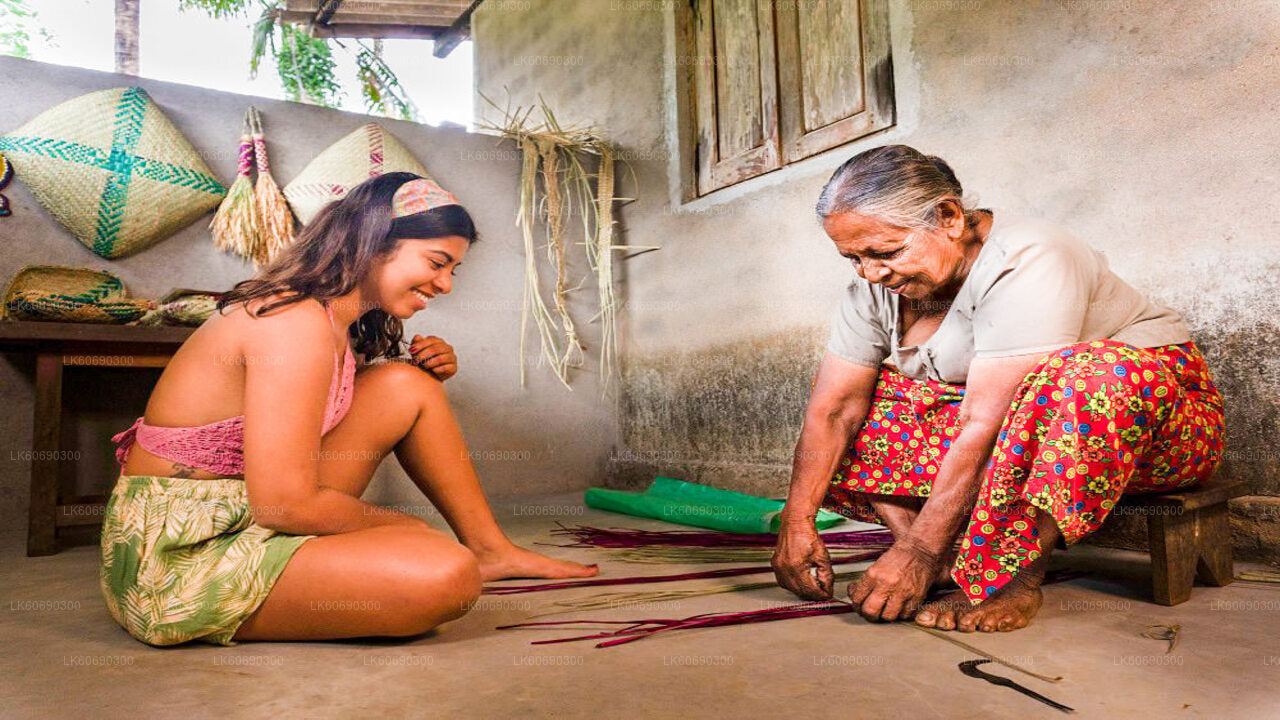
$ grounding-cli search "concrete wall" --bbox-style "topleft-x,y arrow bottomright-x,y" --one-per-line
473,0 -> 1280,561
0,56 -> 618,552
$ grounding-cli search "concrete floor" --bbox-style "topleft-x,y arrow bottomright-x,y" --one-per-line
3,491 -> 1278,720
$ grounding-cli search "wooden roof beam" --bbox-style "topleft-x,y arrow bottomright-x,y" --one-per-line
303,21 -> 445,39
432,0 -> 482,58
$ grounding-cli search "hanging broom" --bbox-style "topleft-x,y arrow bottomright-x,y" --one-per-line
249,106 -> 294,266
209,112 -> 261,261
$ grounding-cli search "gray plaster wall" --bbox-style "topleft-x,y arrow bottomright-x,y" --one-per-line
473,0 -> 1280,561
0,56 -> 618,552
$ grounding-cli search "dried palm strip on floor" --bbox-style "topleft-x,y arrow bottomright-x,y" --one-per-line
482,550 -> 885,595
605,543 -> 893,564
505,602 -> 1065,684
500,573 -> 1084,685
1141,623 -> 1181,653
604,547 -> 796,564
546,524 -> 895,549
1237,570 -> 1280,583
529,571 -> 866,617
909,625 -> 1063,683
500,600 -> 857,648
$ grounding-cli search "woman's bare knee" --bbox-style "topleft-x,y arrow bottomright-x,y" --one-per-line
387,540 -> 482,635
361,360 -> 446,398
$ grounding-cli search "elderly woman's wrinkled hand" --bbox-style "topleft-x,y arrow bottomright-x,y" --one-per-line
409,334 -> 458,381
848,540 -> 942,622
772,521 -> 835,600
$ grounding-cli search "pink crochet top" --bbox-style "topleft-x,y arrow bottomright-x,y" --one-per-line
113,302 -> 356,477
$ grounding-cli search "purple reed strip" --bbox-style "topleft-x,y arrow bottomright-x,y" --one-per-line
496,571 -> 1090,648
482,551 -> 884,595
499,601 -> 857,648
545,524 -> 894,549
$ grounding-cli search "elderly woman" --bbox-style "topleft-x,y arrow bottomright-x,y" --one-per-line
772,145 -> 1224,632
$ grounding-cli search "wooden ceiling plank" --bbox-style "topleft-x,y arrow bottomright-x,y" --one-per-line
306,22 -> 446,39
289,0 -> 471,9
282,10 -> 457,26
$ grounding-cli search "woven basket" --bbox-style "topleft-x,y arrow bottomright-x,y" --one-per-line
0,87 -> 226,259
283,122 -> 428,225
136,288 -> 220,326
2,265 -> 153,323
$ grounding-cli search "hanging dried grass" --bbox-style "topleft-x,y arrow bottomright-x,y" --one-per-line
249,107 -> 295,266
536,136 -> 586,371
209,112 -> 260,261
479,95 -> 655,391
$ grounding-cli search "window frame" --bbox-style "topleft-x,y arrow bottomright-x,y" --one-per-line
675,0 -> 895,201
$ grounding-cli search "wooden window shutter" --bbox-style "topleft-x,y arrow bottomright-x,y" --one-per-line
693,0 -> 782,195
776,0 -> 894,164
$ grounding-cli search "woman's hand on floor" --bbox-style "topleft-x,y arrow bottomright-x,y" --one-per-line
773,520 -> 835,600
473,543 -> 600,582
847,539 -> 941,622
409,334 -> 458,381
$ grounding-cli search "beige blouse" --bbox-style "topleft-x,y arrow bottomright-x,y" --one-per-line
825,212 -> 1191,384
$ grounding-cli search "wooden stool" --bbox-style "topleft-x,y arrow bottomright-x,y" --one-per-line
1117,478 -> 1248,606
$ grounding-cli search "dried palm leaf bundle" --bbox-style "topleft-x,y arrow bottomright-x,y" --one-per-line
547,524 -> 895,551
209,112 -> 260,261
478,95 -> 655,391
249,107 -> 294,266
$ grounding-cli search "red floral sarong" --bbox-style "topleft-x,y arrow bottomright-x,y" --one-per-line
823,340 -> 1225,604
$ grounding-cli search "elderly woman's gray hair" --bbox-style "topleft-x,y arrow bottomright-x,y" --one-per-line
816,145 -> 975,230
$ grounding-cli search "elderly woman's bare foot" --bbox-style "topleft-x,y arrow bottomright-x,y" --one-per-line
474,544 -> 599,582
915,579 -> 1043,632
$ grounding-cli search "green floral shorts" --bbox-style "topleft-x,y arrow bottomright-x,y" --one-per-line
99,475 -> 315,646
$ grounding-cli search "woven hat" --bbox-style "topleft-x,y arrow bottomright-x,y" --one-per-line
283,122 -> 429,225
2,265 -> 153,323
0,87 -> 226,259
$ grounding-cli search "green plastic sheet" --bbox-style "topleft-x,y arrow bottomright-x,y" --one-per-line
583,476 -> 846,534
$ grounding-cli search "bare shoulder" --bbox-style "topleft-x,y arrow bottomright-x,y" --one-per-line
219,294 -> 333,348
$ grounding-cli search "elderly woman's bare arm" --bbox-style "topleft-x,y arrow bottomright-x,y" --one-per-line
774,353 -> 880,599
849,351 -> 1049,621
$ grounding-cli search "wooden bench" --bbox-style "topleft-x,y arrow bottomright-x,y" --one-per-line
0,320 -> 194,556
1116,478 -> 1249,605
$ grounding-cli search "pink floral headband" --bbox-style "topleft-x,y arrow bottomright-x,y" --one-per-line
391,177 -> 460,218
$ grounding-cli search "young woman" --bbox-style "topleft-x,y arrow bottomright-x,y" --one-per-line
101,172 -> 597,647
